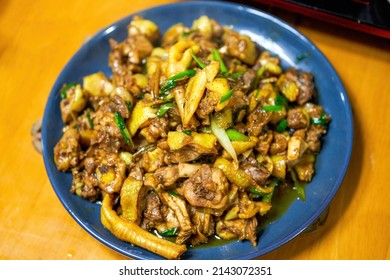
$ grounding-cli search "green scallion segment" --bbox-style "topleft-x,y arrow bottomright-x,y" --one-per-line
86,110 -> 94,129
159,227 -> 178,237
160,69 -> 197,97
191,51 -> 206,69
166,190 -> 180,198
212,49 -> 228,73
157,102 -> 175,117
310,113 -> 328,128
220,71 -> 246,79
262,105 -> 283,112
220,88 -> 234,103
167,69 -> 197,81
183,130 -> 192,135
276,118 -> 287,132
296,52 -> 308,63
225,128 -> 249,141
261,179 -> 280,203
125,101 -> 133,113
249,187 -> 268,197
227,71 -> 245,79
181,29 -> 195,38
160,79 -> 177,96
60,82 -> 76,99
275,93 -> 289,108
114,112 -> 133,147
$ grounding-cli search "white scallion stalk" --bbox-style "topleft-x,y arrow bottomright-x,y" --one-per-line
210,114 -> 238,169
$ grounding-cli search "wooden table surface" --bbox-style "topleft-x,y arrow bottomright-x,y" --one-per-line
1,0 -> 389,260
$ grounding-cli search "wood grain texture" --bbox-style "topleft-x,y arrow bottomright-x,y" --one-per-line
0,0 -> 389,260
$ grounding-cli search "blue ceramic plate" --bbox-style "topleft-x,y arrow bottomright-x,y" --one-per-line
42,1 -> 353,259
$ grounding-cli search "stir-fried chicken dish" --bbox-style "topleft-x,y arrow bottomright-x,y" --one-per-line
54,15 -> 330,259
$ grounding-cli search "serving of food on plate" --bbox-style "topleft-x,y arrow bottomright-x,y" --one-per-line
42,1 -> 352,260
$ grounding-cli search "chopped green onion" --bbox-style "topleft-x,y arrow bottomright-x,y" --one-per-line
60,82 -> 76,99
261,179 -> 280,203
160,69 -> 197,97
310,113 -> 328,128
251,66 -> 265,91
159,227 -> 178,237
249,187 -> 268,196
212,49 -> 228,73
167,69 -> 197,81
182,29 -> 195,38
220,71 -> 246,80
86,110 -> 94,129
114,112 -> 133,147
191,51 -> 206,69
275,93 -> 289,108
225,128 -> 249,141
183,130 -> 192,135
296,52 -> 308,63
157,102 -> 175,117
276,118 -> 287,132
167,190 -> 178,197
220,88 -> 234,103
261,190 -> 273,203
159,80 -> 177,96
262,105 -> 283,112
125,101 -> 133,113
227,71 -> 245,79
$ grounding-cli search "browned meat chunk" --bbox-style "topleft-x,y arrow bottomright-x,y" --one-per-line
141,191 -> 164,230
216,216 -> 258,246
70,168 -> 101,202
287,107 -> 308,129
223,28 -> 258,65
255,130 -> 273,155
182,164 -> 229,209
140,117 -> 169,143
246,106 -> 272,137
241,157 -> 271,186
285,68 -> 316,105
189,207 -> 215,246
269,132 -> 289,155
306,125 -> 327,153
54,128 -> 80,171
165,148 -> 203,163
110,94 -> 130,119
